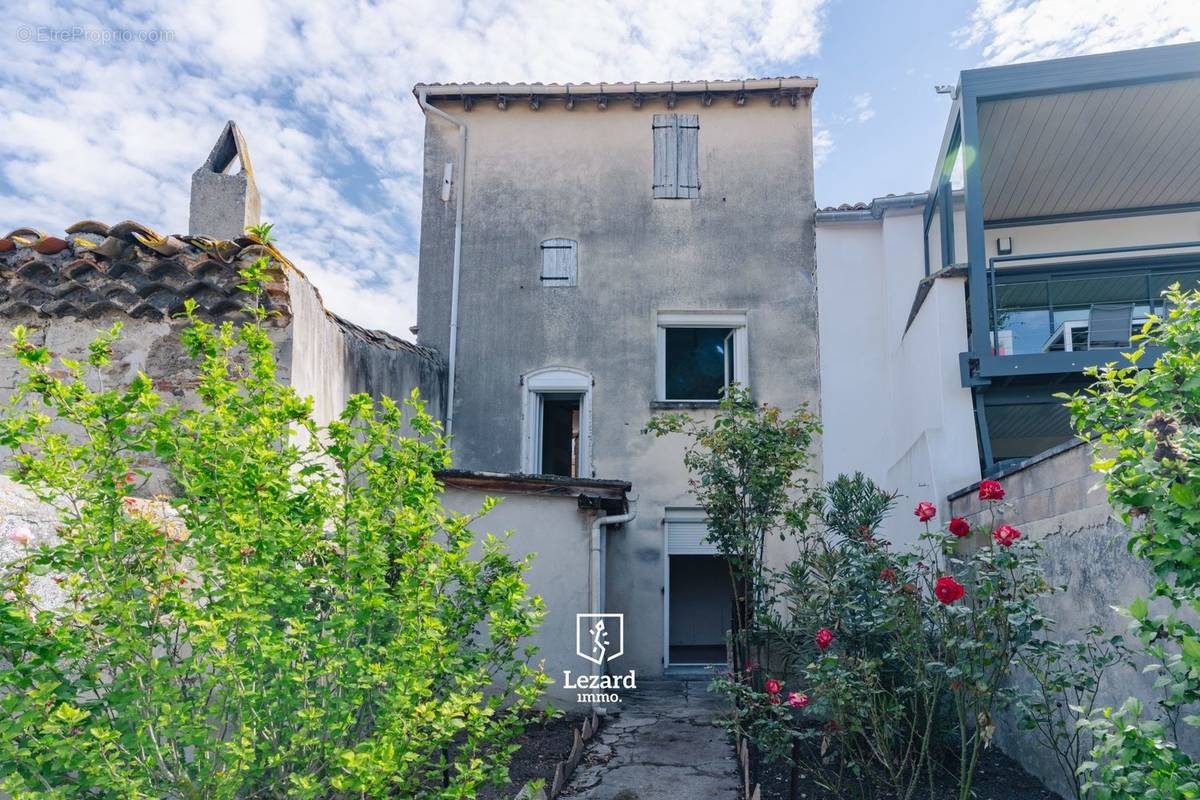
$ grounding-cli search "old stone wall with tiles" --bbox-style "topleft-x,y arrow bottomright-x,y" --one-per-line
0,222 -> 445,491
949,440 -> 1200,797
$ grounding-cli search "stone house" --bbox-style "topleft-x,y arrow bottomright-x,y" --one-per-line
412,78 -> 821,679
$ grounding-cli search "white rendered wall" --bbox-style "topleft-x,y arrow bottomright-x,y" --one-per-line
817,209 -> 980,550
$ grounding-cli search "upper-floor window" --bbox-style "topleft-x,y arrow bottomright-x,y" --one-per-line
652,114 -> 700,199
656,311 -> 748,402
540,238 -> 578,287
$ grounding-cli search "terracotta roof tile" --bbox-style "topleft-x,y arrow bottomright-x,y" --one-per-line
0,221 -> 291,324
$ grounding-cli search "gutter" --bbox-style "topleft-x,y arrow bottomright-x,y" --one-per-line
589,495 -> 637,691
416,89 -> 466,439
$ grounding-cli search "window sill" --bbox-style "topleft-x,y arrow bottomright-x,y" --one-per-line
650,400 -> 722,410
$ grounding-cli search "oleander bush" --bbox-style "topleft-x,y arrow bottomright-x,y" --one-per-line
0,244 -> 548,799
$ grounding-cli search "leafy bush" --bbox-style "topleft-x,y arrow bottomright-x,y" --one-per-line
643,385 -> 821,678
1063,285 -> 1200,799
0,251 -> 548,798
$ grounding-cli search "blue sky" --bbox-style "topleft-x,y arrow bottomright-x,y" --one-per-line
2,0 -> 1197,335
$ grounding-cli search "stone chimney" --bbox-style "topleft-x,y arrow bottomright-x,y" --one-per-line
188,121 -> 261,240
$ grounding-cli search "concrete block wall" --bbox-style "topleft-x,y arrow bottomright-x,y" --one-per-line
948,440 -> 1199,797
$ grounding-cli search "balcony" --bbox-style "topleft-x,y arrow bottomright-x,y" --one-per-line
990,260 -> 1200,357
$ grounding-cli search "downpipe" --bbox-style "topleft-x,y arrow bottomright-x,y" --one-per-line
589,495 -> 638,690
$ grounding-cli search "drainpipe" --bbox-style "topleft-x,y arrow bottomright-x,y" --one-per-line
589,494 -> 638,686
416,89 -> 465,439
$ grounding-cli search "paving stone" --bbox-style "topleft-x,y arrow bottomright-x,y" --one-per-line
561,679 -> 738,800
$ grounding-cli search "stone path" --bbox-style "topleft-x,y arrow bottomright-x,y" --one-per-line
561,679 -> 739,800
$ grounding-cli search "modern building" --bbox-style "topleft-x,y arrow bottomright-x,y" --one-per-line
818,42 -> 1200,547
412,78 -> 821,677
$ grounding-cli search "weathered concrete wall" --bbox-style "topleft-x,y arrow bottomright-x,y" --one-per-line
417,94 -> 820,676
949,441 -> 1200,797
440,484 -> 595,704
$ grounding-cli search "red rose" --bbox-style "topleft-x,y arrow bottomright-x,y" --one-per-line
880,567 -> 897,583
815,627 -> 834,651
787,692 -> 809,709
978,480 -> 1005,501
948,517 -> 971,538
934,575 -> 965,604
992,524 -> 1022,547
765,678 -> 781,695
914,501 -> 937,522
769,693 -> 782,705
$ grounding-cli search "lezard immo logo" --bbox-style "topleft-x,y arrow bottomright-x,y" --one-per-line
575,613 -> 624,665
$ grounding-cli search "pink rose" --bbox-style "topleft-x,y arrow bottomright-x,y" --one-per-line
765,678 -> 781,695
787,692 -> 809,709
2,590 -> 15,602
914,501 -> 937,522
815,628 -> 834,651
7,527 -> 32,547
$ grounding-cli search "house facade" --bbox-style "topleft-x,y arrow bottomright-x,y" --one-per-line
818,42 -> 1200,548
413,79 -> 821,677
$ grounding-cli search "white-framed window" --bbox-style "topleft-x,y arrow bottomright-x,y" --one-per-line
540,238 -> 578,287
521,367 -> 592,477
656,311 -> 748,402
652,114 -> 700,199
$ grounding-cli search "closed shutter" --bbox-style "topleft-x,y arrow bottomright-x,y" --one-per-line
652,114 -> 678,198
677,114 -> 700,198
540,239 -> 578,287
666,507 -> 718,555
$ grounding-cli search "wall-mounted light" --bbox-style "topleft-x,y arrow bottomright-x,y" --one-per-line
996,237 -> 1013,255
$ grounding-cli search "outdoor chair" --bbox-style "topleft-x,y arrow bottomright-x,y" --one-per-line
1086,303 -> 1134,350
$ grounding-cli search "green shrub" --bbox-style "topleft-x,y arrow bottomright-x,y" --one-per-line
1064,285 -> 1200,799
0,251 -> 548,798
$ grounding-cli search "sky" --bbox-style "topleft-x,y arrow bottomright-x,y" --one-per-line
2,0 -> 1198,336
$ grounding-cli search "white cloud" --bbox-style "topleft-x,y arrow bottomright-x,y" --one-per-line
851,93 -> 874,122
812,127 -> 834,168
2,0 -> 829,334
959,0 -> 1200,65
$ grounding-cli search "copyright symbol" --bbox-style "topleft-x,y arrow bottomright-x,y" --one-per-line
16,26 -> 32,42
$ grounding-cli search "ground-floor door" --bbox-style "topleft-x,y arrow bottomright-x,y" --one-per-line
667,554 -> 733,666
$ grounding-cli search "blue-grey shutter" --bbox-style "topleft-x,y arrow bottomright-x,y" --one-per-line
652,114 -> 678,198
540,238 -> 578,287
677,114 -> 699,198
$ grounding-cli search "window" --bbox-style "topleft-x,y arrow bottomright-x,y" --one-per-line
656,312 -> 748,402
540,238 -> 578,287
652,114 -> 699,199
522,368 -> 592,476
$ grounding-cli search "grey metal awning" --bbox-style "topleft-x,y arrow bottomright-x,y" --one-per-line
979,76 -> 1200,223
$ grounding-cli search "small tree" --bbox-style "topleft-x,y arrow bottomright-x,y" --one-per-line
644,385 -> 821,676
0,244 -> 548,798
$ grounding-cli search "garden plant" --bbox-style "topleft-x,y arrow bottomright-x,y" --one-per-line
1064,285 -> 1200,799
0,232 -> 548,799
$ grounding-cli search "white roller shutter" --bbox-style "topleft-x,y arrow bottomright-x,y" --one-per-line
666,507 -> 718,555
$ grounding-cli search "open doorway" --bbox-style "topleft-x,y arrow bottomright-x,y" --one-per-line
667,554 -> 734,666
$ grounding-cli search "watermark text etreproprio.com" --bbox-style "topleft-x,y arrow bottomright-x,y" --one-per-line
16,25 -> 175,45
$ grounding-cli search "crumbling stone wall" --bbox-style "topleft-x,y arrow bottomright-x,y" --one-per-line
949,441 -> 1200,796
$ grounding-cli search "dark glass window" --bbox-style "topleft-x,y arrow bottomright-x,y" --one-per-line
665,327 -> 732,401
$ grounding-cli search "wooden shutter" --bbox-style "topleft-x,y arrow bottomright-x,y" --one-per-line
677,114 -> 700,198
652,114 -> 678,198
666,508 -> 718,555
540,239 -> 578,287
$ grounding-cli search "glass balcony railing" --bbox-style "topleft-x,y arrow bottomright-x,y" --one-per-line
989,266 -> 1200,356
